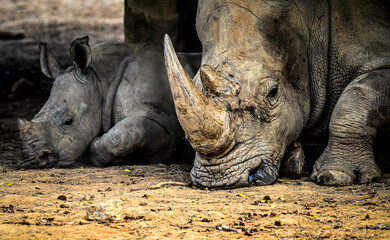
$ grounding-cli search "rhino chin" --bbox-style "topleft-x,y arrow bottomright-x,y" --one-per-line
190,166 -> 250,188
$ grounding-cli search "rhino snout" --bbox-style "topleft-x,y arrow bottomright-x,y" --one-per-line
18,144 -> 57,169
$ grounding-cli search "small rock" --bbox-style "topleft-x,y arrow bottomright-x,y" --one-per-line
252,200 -> 266,206
334,222 -> 342,229
1,204 -> 14,213
244,230 -> 253,236
270,212 -> 277,217
263,195 -> 271,201
275,221 -> 284,226
323,198 -> 338,203
58,195 -> 67,201
86,200 -> 126,223
216,225 -> 233,232
362,202 -> 377,206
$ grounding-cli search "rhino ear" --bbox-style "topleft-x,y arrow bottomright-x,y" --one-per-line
70,36 -> 92,73
39,42 -> 63,80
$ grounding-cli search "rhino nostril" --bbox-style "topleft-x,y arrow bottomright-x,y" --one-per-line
40,152 -> 50,159
249,161 -> 279,185
39,149 -> 54,160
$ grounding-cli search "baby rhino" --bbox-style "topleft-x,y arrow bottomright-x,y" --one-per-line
17,36 -> 200,168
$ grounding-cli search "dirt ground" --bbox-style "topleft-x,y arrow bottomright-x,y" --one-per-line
0,1 -> 389,239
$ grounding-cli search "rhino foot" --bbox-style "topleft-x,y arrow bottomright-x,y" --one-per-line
311,70 -> 390,186
311,146 -> 382,186
249,160 -> 279,185
312,166 -> 381,186
89,136 -> 128,167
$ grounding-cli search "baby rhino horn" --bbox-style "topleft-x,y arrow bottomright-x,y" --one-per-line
17,118 -> 32,133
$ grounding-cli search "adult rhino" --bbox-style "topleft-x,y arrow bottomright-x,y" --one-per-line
164,0 -> 390,188
17,36 -> 199,168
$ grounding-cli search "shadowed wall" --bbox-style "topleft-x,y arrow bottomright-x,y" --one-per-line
124,0 -> 201,52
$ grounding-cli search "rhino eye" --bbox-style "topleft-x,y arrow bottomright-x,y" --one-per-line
63,119 -> 73,126
267,86 -> 278,98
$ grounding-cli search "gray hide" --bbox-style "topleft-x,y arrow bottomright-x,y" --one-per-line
17,36 -> 200,168
164,0 -> 390,188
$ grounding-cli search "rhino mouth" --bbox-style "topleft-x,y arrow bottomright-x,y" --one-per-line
190,152 -> 279,188
17,148 -> 57,169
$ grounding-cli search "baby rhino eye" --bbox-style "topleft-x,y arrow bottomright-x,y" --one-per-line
63,119 -> 73,126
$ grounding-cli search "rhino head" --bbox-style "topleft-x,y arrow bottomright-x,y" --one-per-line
17,37 -> 102,168
165,0 -> 313,187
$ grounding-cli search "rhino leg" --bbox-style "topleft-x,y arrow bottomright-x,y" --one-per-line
89,116 -> 172,166
311,69 -> 390,185
280,141 -> 305,178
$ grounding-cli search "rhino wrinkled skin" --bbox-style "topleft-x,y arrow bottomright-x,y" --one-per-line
18,36 -> 199,168
164,0 -> 390,187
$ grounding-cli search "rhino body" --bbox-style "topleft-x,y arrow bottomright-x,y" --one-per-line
164,0 -> 390,187
18,37 -> 199,168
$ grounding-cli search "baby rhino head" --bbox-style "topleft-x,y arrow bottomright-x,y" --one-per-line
17,37 -> 102,168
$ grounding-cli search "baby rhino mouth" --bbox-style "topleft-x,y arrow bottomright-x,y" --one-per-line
17,147 -> 57,169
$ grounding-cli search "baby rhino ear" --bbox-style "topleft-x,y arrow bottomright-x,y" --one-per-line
39,42 -> 63,79
70,36 -> 92,73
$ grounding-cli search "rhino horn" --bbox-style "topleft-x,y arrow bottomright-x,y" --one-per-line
17,118 -> 32,134
200,64 -> 240,97
164,34 -> 235,154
